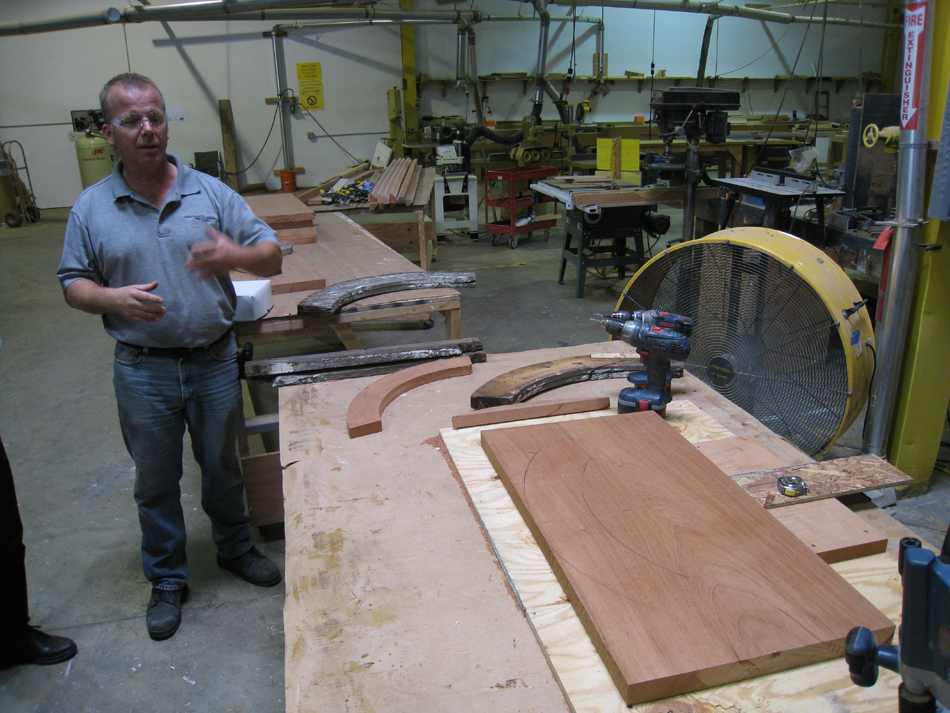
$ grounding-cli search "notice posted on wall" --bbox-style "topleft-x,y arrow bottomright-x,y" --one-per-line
296,62 -> 325,111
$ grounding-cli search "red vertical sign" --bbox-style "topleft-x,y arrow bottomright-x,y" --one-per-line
902,2 -> 928,130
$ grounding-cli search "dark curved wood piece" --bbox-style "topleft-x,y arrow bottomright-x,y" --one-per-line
245,337 -> 484,378
298,271 -> 476,316
470,355 -> 684,409
348,356 -> 473,438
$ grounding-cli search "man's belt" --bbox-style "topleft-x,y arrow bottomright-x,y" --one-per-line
119,328 -> 233,359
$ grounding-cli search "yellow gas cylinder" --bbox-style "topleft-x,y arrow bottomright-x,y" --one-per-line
75,133 -> 115,188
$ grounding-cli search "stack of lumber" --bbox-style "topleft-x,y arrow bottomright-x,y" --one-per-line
368,158 -> 436,209
230,252 -> 325,295
243,193 -> 317,245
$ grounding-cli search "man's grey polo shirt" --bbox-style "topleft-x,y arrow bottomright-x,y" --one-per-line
58,155 -> 279,349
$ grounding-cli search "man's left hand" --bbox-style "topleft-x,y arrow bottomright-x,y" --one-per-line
187,224 -> 241,279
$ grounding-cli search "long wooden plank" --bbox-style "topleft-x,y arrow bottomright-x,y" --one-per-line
734,455 -> 914,508
470,355 -> 684,409
392,159 -> 418,205
298,271 -> 475,316
480,411 -> 894,706
452,397 -> 612,430
245,337 -> 485,378
218,99 -> 240,191
411,166 -> 437,207
400,162 -> 422,206
347,356 -> 473,438
771,499 -> 888,563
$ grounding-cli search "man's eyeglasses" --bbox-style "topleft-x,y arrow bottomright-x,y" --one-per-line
111,111 -> 167,130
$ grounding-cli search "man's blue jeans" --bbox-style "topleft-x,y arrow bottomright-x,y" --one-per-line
113,338 -> 252,591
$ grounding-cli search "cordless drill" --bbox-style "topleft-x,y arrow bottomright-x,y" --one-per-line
593,310 -> 693,416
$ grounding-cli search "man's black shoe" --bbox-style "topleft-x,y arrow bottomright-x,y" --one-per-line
0,626 -> 78,667
146,585 -> 187,641
217,546 -> 281,587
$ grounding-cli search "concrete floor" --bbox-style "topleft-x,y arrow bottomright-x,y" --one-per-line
1,207 -> 947,712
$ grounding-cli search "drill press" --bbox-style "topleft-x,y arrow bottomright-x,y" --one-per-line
593,310 -> 693,416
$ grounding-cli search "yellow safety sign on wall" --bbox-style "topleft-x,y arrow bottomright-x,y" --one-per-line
296,62 -> 324,110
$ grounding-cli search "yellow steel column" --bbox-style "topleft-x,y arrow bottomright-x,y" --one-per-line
878,1 -> 904,94
400,0 -> 419,157
889,0 -> 950,486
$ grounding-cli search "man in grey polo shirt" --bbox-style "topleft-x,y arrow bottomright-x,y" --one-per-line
57,73 -> 283,641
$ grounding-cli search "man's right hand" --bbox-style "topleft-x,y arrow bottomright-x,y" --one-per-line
64,278 -> 166,322
112,281 -> 166,322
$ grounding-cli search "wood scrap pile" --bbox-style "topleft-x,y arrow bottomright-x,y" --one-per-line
243,193 -> 317,245
368,158 -> 436,210
300,162 -> 377,207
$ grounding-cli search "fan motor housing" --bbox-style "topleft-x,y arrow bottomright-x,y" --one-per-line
614,227 -> 875,459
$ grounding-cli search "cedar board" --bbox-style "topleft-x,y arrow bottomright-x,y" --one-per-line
771,499 -> 888,564
480,411 -> 894,705
244,193 -> 314,227
231,252 -> 325,295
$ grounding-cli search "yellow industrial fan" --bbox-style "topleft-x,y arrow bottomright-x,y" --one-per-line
615,227 -> 875,459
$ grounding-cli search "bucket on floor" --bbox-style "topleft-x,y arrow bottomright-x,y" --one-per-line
279,169 -> 297,193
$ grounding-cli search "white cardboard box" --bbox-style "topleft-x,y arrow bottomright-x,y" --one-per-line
233,280 -> 273,321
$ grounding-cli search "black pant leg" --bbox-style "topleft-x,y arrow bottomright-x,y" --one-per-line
0,436 -> 30,641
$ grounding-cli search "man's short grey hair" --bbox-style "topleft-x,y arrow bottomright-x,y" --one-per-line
99,73 -> 166,122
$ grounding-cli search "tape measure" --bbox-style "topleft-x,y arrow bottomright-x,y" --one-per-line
777,475 -> 808,497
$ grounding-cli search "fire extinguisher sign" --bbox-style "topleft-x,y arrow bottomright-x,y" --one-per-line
902,2 -> 928,130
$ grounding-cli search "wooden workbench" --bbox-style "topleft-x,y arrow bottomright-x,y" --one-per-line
234,212 -> 460,349
279,341 -> 905,713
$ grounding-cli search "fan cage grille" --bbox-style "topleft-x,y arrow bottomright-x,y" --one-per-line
619,242 -> 850,458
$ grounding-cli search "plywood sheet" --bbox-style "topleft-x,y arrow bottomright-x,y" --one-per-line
771,499 -> 888,563
480,411 -> 894,705
734,455 -> 914,508
441,418 -> 905,713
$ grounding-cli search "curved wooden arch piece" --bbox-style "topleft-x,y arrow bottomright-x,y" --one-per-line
470,355 -> 684,409
298,271 -> 476,316
348,356 -> 473,438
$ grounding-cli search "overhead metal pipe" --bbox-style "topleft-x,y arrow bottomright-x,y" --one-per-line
0,7 -> 122,35
465,24 -> 486,126
267,27 -> 295,172
530,0 -> 552,115
863,0 -> 934,458
539,0 -> 897,30
696,15 -> 716,86
456,25 -> 467,87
